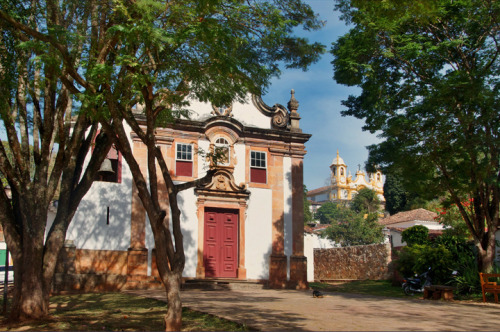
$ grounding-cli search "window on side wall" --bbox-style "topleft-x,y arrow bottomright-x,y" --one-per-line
250,151 -> 267,184
176,143 -> 193,177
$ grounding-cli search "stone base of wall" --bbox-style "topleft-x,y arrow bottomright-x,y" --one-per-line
268,254 -> 287,289
52,273 -> 164,293
314,243 -> 392,281
288,255 -> 308,289
53,246 -> 164,293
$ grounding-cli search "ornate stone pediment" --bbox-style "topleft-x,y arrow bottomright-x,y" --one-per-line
211,104 -> 233,117
195,168 -> 249,195
251,94 -> 289,130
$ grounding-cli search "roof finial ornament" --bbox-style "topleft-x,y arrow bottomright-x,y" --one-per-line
287,89 -> 299,111
288,89 -> 301,132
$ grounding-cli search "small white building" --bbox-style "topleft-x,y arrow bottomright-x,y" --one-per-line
378,208 -> 443,247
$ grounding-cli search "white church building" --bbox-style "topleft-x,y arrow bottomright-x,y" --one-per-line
55,91 -> 310,291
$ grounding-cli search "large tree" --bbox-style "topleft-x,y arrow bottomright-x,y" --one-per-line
350,187 -> 381,214
1,0 -> 324,329
315,201 -> 355,224
322,212 -> 384,246
332,0 -> 499,272
0,2 -> 113,321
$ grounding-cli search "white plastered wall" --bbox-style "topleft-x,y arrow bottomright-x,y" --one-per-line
233,143 -> 246,184
68,124 -> 134,251
304,233 -> 337,282
178,189 -> 199,278
183,95 -> 271,129
245,188 -> 273,280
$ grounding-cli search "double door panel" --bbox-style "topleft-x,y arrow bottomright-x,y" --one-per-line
204,208 -> 238,278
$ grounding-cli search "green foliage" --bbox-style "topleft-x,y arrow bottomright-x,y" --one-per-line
350,188 -> 381,214
316,196 -> 383,246
401,225 -> 429,246
332,0 -> 500,271
449,251 -> 481,295
309,280 -> 404,298
0,293 -> 249,331
322,213 -> 384,246
303,185 -> 313,224
315,201 -> 355,224
383,173 -> 408,215
0,0 -> 326,321
397,244 -> 453,284
434,199 -> 473,239
383,172 -> 428,214
397,233 -> 480,291
432,234 -> 480,294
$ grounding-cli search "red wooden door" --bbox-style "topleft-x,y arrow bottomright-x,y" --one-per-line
204,208 -> 238,278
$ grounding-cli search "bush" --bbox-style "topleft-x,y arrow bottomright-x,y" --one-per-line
396,244 -> 453,284
401,225 -> 429,246
450,252 -> 481,294
397,234 -> 482,293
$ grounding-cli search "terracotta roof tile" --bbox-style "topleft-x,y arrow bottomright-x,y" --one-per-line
304,224 -> 329,234
306,186 -> 330,197
378,208 -> 437,226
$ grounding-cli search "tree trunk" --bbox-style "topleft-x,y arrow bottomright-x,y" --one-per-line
9,251 -> 49,320
164,273 -> 182,332
477,233 -> 497,273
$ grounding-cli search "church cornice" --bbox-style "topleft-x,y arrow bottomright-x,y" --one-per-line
146,117 -> 311,145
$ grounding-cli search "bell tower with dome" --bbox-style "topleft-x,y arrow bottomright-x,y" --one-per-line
330,150 -> 349,200
307,150 -> 385,208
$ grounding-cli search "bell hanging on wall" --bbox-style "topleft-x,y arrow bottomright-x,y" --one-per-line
98,158 -> 115,173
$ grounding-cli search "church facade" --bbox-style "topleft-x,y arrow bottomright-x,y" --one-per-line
307,151 -> 385,209
54,91 -> 310,291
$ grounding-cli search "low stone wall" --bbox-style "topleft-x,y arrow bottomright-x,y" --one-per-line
53,244 -> 162,293
314,243 -> 392,281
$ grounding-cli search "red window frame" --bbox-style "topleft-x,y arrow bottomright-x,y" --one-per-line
250,150 -> 267,184
176,143 -> 193,177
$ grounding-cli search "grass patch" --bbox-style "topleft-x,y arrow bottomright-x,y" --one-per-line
310,280 -> 407,298
0,293 -> 250,331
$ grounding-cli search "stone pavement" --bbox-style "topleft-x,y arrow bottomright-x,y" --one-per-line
125,288 -> 500,331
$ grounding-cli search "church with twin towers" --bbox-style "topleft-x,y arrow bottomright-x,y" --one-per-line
306,150 -> 385,211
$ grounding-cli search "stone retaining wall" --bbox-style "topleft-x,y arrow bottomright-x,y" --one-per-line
314,243 -> 392,280
52,244 -> 162,293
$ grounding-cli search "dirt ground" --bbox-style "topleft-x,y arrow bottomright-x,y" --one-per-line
128,288 -> 500,331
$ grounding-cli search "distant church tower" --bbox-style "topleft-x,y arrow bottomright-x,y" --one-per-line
306,150 -> 385,211
329,150 -> 384,202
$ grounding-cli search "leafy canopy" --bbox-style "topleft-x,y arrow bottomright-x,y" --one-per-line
322,213 -> 384,247
401,225 -> 429,246
315,201 -> 383,246
332,0 -> 499,271
350,187 -> 381,214
315,201 -> 355,225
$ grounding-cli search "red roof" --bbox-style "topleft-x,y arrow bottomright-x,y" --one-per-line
306,186 -> 330,197
378,208 -> 437,226
304,224 -> 329,234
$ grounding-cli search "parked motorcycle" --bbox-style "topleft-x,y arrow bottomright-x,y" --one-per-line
402,267 -> 432,295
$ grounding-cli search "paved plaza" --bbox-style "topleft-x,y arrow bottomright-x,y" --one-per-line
126,288 -> 500,331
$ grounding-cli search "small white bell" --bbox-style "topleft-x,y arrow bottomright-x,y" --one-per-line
98,158 -> 115,173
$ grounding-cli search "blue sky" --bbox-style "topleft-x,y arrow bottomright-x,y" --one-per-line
263,0 -> 381,190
